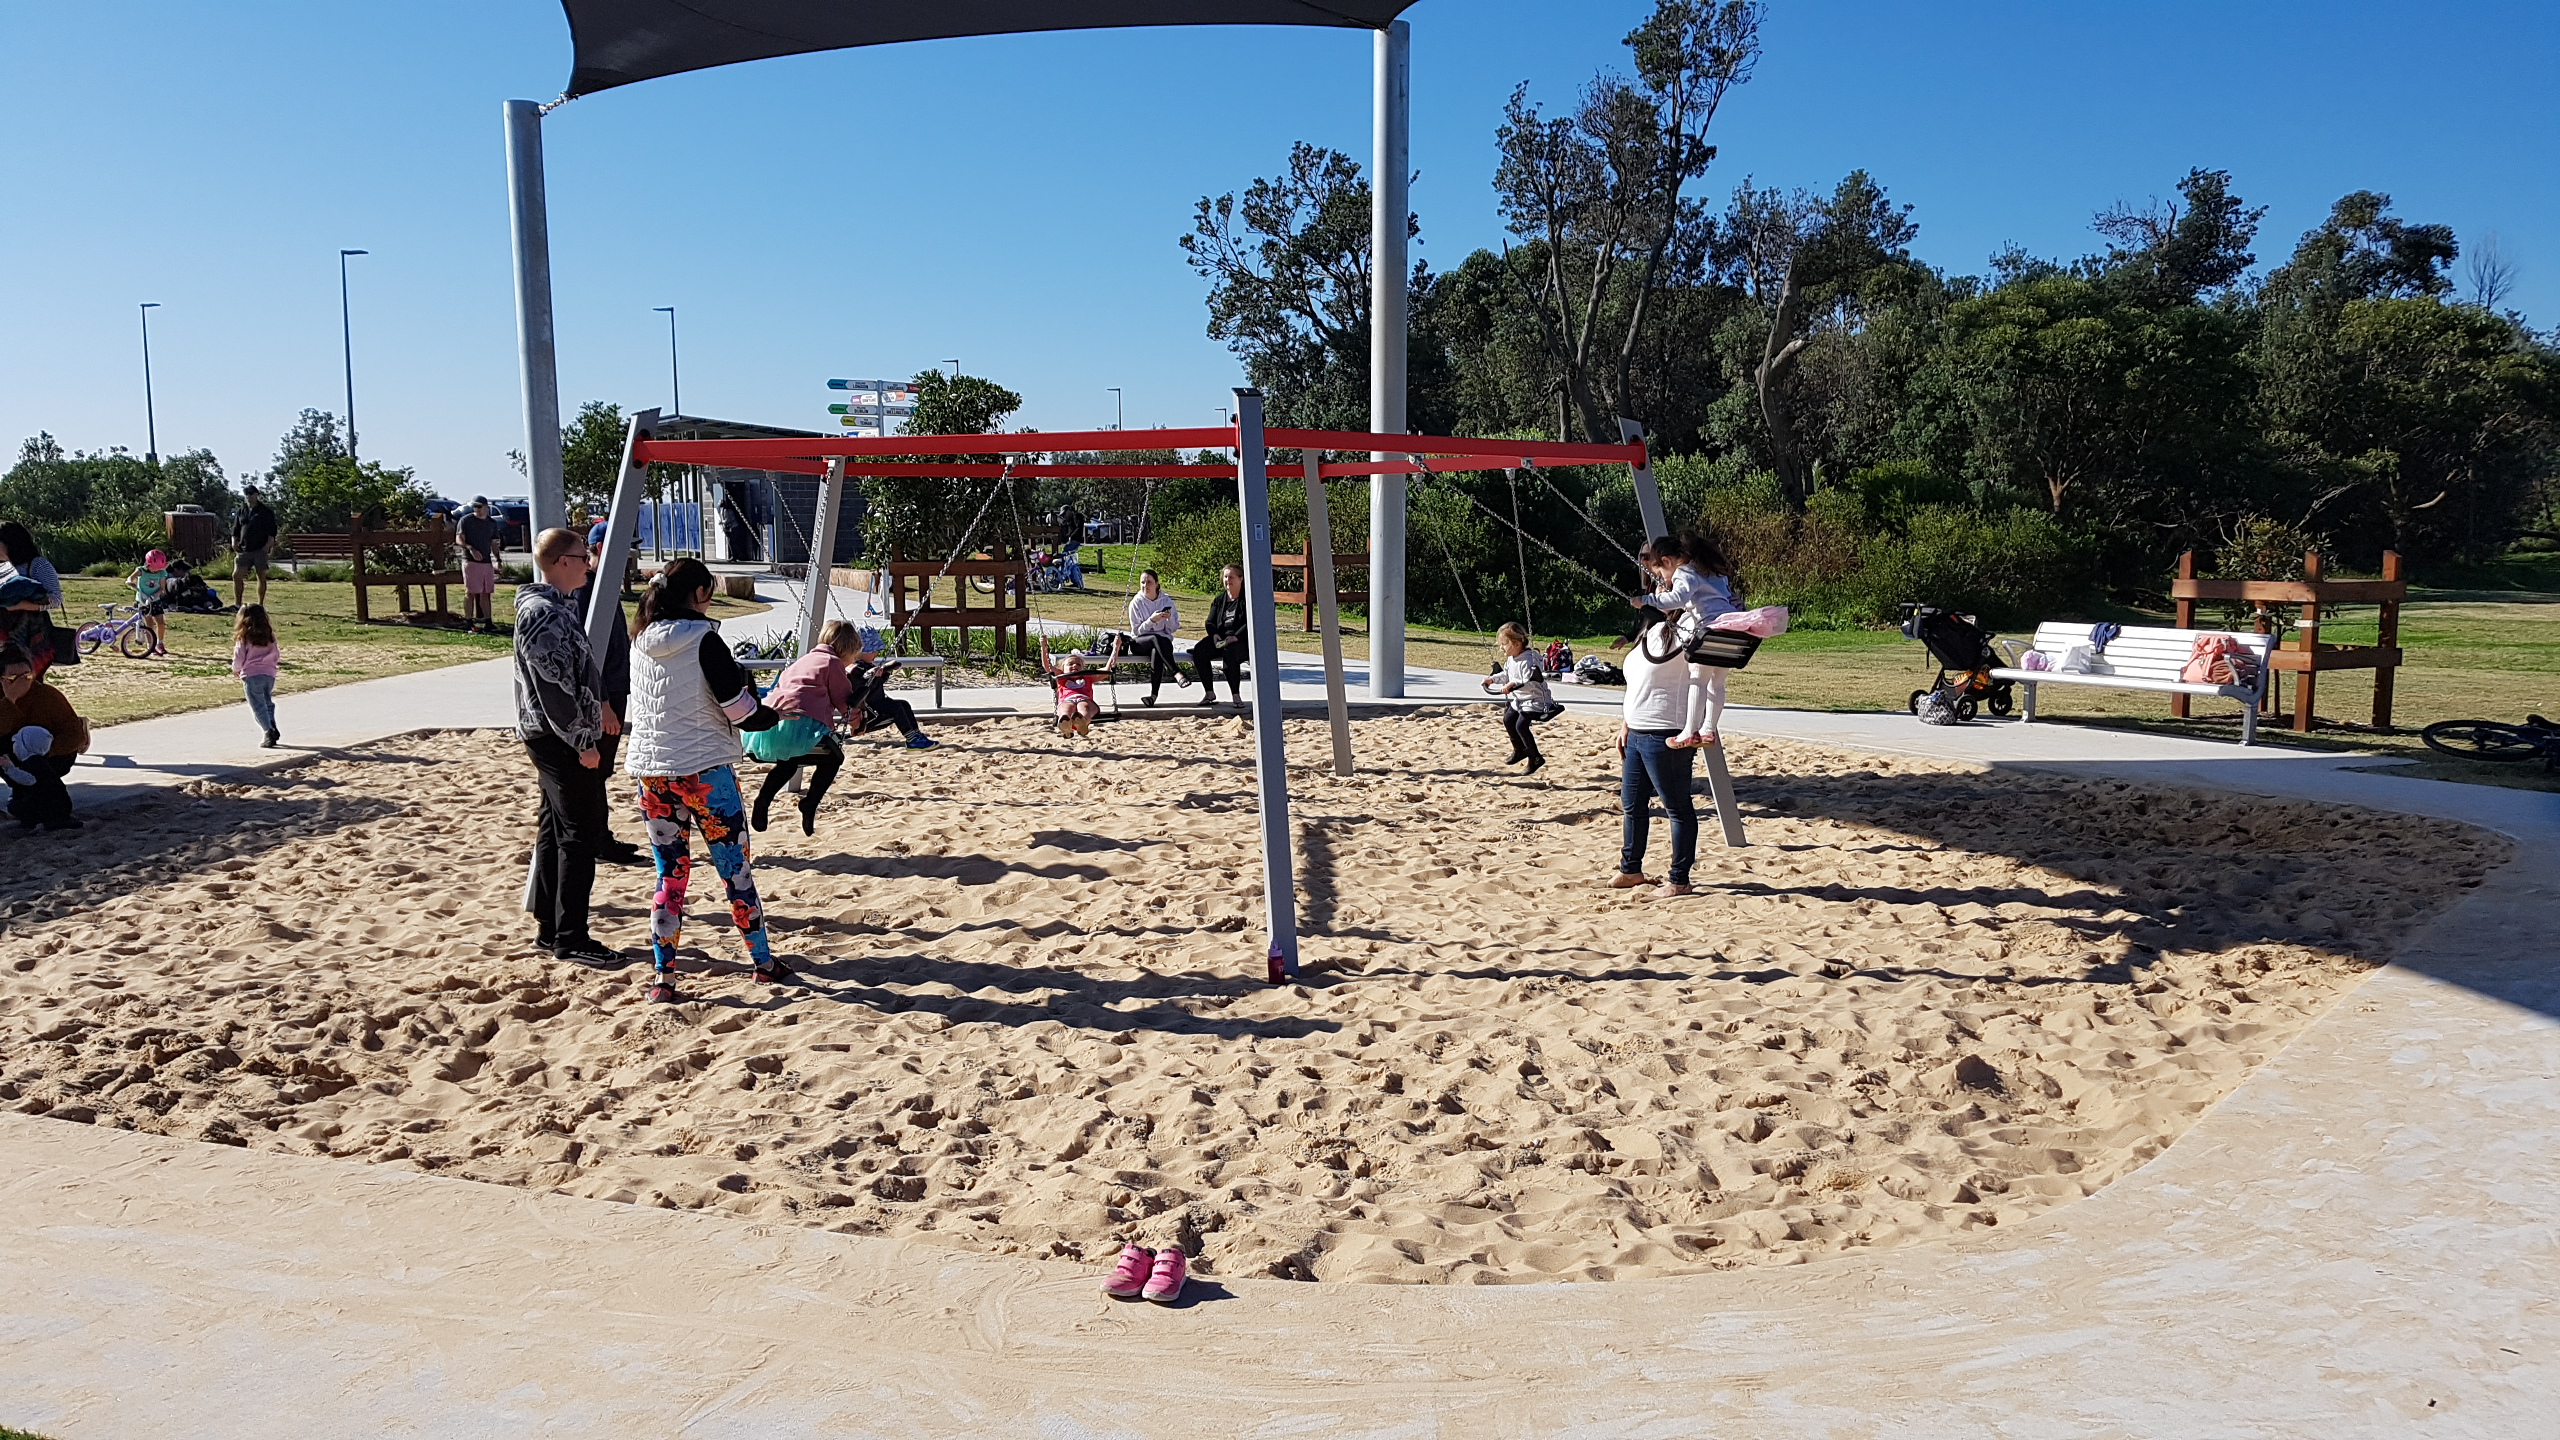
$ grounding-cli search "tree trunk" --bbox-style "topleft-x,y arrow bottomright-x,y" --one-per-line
1754,259 -> 1812,508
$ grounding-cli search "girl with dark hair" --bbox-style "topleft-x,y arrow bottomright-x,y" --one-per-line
1629,530 -> 1742,748
623,556 -> 793,1003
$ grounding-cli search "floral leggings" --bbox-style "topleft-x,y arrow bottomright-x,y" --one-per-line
635,765 -> 774,975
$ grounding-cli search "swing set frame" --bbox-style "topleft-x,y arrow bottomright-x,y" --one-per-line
593,397 -> 1675,985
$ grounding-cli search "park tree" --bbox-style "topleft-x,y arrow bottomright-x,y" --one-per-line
862,370 -> 1024,562
561,400 -> 630,518
1492,0 -> 1760,445
1181,141 -> 1448,432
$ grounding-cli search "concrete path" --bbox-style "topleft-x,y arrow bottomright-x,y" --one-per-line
13,600 -> 2557,1438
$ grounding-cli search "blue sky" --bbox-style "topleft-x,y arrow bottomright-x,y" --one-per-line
3,1 -> 2552,494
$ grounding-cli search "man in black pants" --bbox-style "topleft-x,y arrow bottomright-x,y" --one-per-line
512,528 -> 616,964
573,573 -> 646,866
1189,563 -> 1249,705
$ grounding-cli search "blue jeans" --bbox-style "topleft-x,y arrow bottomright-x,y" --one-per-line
1619,730 -> 1697,886
243,674 -> 277,734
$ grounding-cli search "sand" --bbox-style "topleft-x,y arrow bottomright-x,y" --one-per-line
0,711 -> 2506,1284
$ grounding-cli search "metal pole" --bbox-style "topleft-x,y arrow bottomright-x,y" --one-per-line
800,457 -> 847,655
655,306 -> 680,416
588,408 -> 658,667
1368,18 -> 1411,700
138,303 -> 161,465
339,250 -> 366,463
1234,389 -> 1300,983
1621,417 -> 1666,541
506,100 -> 566,534
1303,453 -> 1355,776
1109,387 -> 1123,432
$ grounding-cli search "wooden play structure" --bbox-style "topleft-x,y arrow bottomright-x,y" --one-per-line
2169,549 -> 2409,732
283,516 -> 465,623
883,544 -> 1032,659
1272,550 -> 1369,631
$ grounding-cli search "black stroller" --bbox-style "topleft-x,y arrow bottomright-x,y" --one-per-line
1898,603 -> 2015,720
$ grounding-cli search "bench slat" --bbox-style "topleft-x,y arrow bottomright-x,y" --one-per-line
1990,668 -> 2253,699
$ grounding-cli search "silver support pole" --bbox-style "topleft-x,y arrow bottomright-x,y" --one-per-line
1302,453 -> 1354,776
799,457 -> 847,655
505,100 -> 566,534
1700,740 -> 1748,848
1621,417 -> 1666,540
1367,19 -> 1411,700
587,408 -> 657,667
1235,389 -> 1300,983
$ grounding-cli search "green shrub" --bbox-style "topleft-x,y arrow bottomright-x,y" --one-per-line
1699,482 -> 2099,629
1152,504 -> 1243,592
81,560 -> 124,578
32,514 -> 164,571
295,561 -> 355,583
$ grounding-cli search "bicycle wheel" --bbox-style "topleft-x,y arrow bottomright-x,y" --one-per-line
2421,720 -> 2546,762
118,624 -> 158,659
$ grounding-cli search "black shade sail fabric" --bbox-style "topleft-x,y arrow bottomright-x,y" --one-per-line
561,0 -> 1420,97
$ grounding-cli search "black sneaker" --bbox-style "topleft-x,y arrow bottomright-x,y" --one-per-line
1523,756 -> 1546,776
262,730 -> 280,749
753,959 -> 798,986
751,792 -> 773,832
554,938 -> 622,966
597,840 -> 648,867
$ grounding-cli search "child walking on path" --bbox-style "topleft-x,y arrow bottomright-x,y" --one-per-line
232,605 -> 281,748
1482,621 -> 1558,775
1627,531 -> 1741,749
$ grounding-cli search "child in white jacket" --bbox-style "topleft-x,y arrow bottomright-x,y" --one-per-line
1628,532 -> 1741,748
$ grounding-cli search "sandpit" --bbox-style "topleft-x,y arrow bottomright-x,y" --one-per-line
0,712 -> 2506,1284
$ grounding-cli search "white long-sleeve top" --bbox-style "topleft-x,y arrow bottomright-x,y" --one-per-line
1639,564 -> 1738,622
1126,590 -> 1179,639
1620,635 -> 1689,732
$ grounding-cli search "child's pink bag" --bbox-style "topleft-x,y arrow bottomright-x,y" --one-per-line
1709,605 -> 1790,638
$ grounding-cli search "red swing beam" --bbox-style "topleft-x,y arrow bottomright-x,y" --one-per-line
631,426 -> 1648,479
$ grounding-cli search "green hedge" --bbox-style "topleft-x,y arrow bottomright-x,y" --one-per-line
32,515 -> 165,572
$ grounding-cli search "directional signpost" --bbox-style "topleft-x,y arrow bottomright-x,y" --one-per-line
826,378 -> 917,437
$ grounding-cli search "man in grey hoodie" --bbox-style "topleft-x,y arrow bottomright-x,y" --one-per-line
513,527 -> 617,964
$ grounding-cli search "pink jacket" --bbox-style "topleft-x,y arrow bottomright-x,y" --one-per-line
767,650 -> 853,724
233,641 -> 280,680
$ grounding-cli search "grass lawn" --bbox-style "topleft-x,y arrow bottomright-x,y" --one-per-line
1055,545 -> 2558,790
43,574 -> 767,728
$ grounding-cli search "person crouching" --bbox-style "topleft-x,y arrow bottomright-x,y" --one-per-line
0,644 -> 88,831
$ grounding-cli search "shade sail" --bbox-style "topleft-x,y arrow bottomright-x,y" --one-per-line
561,0 -> 1420,97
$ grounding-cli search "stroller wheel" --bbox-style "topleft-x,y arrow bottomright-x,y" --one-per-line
1907,690 -> 1929,716
1988,691 -> 2013,717
1955,696 -> 1979,722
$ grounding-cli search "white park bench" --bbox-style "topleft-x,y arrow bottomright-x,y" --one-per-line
1991,623 -> 2275,746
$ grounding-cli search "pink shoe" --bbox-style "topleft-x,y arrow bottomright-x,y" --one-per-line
1103,1243 -> 1154,1298
1142,1245 -> 1188,1304
1666,732 -> 1703,749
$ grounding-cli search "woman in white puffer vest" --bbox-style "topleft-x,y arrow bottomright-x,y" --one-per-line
624,557 -> 794,1003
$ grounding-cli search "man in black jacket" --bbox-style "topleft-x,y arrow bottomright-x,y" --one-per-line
230,487 -> 280,609
1189,563 -> 1250,706
513,528 -> 617,964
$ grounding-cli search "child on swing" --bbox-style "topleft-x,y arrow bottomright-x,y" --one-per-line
1481,621 -> 1558,775
1041,636 -> 1101,738
1627,530 -> 1741,749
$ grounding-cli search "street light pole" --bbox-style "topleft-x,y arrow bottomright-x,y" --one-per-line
942,358 -> 959,378
1108,386 -> 1123,431
138,303 -> 162,465
653,306 -> 680,415
339,249 -> 368,463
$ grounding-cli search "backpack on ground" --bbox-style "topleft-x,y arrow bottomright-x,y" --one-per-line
1575,654 -> 1624,687
1915,687 -> 1964,726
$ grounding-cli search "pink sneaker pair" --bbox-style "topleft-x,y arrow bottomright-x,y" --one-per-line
1101,1243 -> 1188,1303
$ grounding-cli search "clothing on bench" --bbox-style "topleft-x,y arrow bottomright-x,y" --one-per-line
1989,622 -> 2274,746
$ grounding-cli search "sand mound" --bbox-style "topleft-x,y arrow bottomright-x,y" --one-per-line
0,715 -> 2504,1283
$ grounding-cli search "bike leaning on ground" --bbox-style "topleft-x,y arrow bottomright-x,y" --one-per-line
2421,714 -> 2560,772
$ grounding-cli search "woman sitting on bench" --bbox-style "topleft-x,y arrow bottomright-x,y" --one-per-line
1125,569 -> 1185,706
1189,563 -> 1248,707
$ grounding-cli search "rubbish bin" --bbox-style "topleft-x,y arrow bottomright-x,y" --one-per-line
165,506 -> 219,564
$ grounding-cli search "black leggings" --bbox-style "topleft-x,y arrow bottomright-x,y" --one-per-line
1501,708 -> 1545,761
1128,634 -> 1183,694
757,733 -> 844,815
1190,637 -> 1246,696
